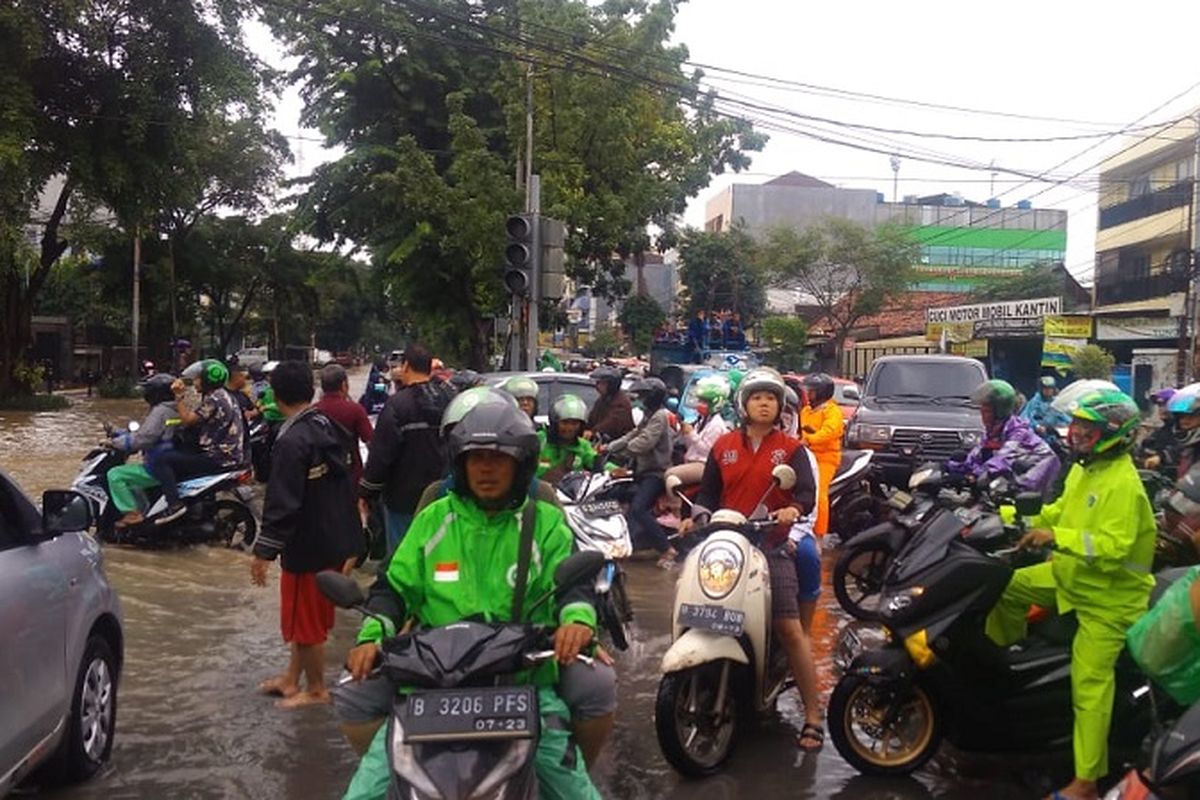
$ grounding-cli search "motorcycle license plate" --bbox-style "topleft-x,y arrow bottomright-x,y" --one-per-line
398,686 -> 538,743
677,603 -> 745,636
579,499 -> 620,517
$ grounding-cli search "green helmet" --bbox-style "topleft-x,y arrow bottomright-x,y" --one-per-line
970,379 -> 1018,419
1070,389 -> 1140,454
693,374 -> 731,411
726,369 -> 745,393
502,376 -> 539,401
441,387 -> 517,438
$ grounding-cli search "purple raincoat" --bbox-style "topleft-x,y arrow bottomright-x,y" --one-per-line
947,415 -> 1061,497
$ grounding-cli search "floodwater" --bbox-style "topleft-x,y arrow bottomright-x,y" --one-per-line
2,371 -> 1044,799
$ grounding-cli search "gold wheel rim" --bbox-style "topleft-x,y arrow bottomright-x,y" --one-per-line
843,682 -> 935,767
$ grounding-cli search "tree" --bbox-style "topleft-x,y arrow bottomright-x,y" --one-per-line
676,226 -> 767,324
760,315 -> 809,373
582,323 -> 622,358
0,1 -> 272,396
618,294 -> 666,355
760,218 -> 919,355
265,0 -> 764,361
1072,345 -> 1116,380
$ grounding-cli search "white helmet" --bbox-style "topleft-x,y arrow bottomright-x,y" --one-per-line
1051,379 -> 1119,416
735,367 -> 788,421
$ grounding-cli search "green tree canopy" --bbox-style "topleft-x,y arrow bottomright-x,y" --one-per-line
618,294 -> 666,355
266,0 -> 764,364
760,218 -> 919,353
676,226 -> 766,324
760,315 -> 809,373
1071,345 -> 1116,380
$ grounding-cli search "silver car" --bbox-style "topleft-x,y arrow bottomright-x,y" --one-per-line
0,474 -> 122,796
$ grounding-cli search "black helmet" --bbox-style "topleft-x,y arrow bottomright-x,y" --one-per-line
590,365 -> 622,396
630,376 -> 668,412
449,369 -> 483,393
142,373 -> 176,405
802,373 -> 836,406
448,400 -> 540,510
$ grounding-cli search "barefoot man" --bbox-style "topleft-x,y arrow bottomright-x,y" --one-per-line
251,360 -> 361,708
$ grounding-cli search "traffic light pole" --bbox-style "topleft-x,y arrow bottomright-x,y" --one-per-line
526,177 -> 541,371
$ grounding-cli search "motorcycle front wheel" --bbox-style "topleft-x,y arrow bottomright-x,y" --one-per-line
828,674 -> 941,777
655,662 -> 740,777
833,542 -> 894,621
602,568 -> 633,651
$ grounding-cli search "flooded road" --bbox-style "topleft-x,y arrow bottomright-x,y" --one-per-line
2,376 -> 1043,799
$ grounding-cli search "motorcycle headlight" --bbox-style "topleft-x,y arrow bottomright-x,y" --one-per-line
883,586 -> 924,616
908,468 -> 934,489
697,540 -> 744,600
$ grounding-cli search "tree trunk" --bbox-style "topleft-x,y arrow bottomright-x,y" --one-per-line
635,250 -> 647,297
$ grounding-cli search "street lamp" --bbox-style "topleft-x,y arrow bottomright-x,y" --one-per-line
890,155 -> 901,203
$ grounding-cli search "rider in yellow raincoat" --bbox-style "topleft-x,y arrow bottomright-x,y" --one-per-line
986,388 -> 1155,800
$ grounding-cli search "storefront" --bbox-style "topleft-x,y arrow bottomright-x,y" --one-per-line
924,296 -> 1077,395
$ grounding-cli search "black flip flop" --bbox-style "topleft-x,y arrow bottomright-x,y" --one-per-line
797,722 -> 825,752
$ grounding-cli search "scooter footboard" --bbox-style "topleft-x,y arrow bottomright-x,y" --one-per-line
661,628 -> 749,674
845,646 -> 917,684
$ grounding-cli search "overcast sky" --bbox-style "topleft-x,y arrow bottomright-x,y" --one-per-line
254,1 -> 1200,283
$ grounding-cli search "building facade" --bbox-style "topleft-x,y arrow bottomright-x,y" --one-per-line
1092,115 -> 1198,389
704,172 -> 1067,293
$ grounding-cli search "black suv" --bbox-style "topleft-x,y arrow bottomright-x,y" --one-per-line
846,355 -> 988,483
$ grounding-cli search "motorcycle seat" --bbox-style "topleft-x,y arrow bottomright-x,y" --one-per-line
1152,567 -> 1192,607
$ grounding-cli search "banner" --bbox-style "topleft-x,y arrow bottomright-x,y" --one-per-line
1043,315 -> 1092,338
926,296 -> 1062,324
950,340 -> 988,358
924,321 -> 975,344
1042,336 -> 1087,370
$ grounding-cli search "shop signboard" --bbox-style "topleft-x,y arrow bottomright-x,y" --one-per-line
926,296 -> 1061,339
1043,315 -> 1093,339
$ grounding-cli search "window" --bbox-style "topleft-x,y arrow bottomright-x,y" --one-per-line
1178,159 -> 1195,183
1130,175 -> 1152,198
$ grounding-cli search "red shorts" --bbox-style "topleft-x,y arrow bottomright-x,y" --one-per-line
280,570 -> 336,645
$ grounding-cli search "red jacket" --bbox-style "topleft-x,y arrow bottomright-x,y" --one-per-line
694,428 -> 817,543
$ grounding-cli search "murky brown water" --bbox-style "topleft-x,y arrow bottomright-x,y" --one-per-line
3,372 -> 1041,799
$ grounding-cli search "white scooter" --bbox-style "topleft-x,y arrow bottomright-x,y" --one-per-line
654,464 -> 797,777
556,470 -> 635,650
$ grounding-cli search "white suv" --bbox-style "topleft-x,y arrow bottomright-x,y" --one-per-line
0,473 -> 123,796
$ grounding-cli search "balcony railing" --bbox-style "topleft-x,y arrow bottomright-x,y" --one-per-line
1094,271 -> 1184,306
1098,180 -> 1192,230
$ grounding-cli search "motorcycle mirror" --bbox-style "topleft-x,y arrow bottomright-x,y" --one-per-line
127,420 -> 140,433
524,551 -> 605,619
315,572 -> 367,609
1014,492 -> 1043,518
665,475 -> 684,497
772,464 -> 797,491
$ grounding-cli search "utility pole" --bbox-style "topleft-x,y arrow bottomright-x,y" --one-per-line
1188,109 -> 1200,384
890,155 -> 900,203
989,159 -> 998,199
527,177 -> 541,371
131,226 -> 141,377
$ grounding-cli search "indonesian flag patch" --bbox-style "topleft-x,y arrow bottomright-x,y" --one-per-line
434,562 -> 460,582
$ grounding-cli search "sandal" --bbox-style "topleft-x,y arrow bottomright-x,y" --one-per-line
797,722 -> 825,752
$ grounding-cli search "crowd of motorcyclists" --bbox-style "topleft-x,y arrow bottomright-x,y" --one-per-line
79,347 -> 1200,800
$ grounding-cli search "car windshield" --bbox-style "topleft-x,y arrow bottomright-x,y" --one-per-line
868,362 -> 984,401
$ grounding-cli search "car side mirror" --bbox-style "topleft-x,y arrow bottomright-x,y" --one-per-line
772,464 -> 797,491
316,572 -> 367,609
41,490 -> 92,535
842,388 -> 860,402
1014,492 -> 1043,518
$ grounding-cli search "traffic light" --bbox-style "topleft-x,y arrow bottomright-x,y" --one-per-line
504,214 -> 535,296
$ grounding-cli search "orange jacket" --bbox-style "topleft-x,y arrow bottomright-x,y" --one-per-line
801,401 -> 844,466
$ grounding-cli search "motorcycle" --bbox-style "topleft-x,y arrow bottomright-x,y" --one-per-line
1105,700 -> 1200,799
556,470 -> 636,651
655,465 -> 799,777
827,448 -> 882,541
827,491 -> 1164,777
73,422 -> 257,548
317,551 -> 604,800
832,463 -> 981,620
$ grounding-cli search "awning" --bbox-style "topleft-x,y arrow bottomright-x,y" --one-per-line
1091,293 -> 1184,317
